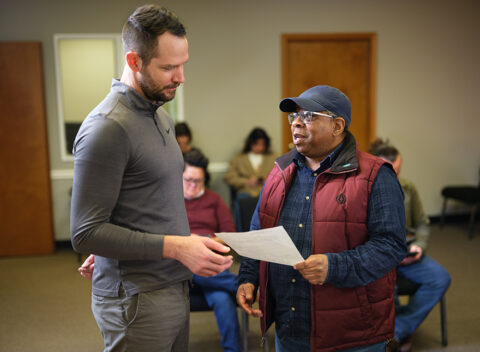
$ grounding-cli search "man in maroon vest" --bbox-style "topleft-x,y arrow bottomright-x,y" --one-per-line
236,86 -> 407,352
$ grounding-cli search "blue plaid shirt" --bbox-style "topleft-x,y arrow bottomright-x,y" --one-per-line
239,144 -> 406,343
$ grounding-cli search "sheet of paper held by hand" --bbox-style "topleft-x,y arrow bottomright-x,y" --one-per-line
215,226 -> 305,266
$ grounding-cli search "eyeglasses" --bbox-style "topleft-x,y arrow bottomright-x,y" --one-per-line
287,111 -> 335,125
183,177 -> 204,185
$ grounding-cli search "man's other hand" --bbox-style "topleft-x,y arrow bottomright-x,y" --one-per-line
400,244 -> 423,265
236,283 -> 263,317
294,254 -> 328,285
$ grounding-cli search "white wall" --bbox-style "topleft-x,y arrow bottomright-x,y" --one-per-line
1,0 -> 479,240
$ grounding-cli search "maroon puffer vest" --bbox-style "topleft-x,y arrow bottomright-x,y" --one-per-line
257,134 -> 396,351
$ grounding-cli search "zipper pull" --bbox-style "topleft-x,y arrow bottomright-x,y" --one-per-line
152,114 -> 166,145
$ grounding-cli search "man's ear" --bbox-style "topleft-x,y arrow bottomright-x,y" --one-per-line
125,51 -> 142,72
332,117 -> 346,136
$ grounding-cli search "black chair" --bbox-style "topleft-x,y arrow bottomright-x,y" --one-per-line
190,283 -> 268,352
396,273 -> 447,346
440,171 -> 480,239
236,196 -> 259,232
231,195 -> 270,350
229,186 -> 238,210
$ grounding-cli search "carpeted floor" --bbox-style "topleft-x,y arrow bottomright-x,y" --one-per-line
0,223 -> 479,352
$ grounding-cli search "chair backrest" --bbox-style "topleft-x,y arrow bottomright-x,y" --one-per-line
229,186 -> 237,210
396,273 -> 421,296
189,284 -> 210,311
237,196 -> 259,232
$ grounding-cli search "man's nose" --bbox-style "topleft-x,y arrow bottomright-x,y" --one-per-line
173,66 -> 185,83
292,116 -> 305,127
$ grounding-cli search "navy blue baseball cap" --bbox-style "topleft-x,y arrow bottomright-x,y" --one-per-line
279,85 -> 352,127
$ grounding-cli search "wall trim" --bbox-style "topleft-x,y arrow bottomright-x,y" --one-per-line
50,162 -> 229,180
51,169 -> 74,180
208,162 -> 229,173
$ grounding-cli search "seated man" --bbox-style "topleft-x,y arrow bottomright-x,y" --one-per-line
369,138 -> 451,351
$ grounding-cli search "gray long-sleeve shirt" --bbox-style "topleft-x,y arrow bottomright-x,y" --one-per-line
70,80 -> 192,297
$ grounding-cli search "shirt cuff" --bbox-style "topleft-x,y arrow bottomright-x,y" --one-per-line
324,253 -> 337,284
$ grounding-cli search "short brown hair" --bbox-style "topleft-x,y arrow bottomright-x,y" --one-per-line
369,138 -> 399,163
122,4 -> 186,66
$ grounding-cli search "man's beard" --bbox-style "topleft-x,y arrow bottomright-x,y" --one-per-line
139,70 -> 178,103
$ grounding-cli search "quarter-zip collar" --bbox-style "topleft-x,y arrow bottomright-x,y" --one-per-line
111,79 -> 164,116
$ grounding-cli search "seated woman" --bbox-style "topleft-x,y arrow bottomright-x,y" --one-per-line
223,127 -> 277,230
182,150 -> 240,352
369,138 -> 451,352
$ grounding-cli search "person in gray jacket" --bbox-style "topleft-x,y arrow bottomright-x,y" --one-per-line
70,5 -> 232,352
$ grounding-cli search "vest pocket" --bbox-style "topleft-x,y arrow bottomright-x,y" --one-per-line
313,304 -> 370,347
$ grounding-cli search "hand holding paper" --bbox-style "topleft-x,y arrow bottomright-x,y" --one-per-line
294,254 -> 329,285
216,226 -> 304,266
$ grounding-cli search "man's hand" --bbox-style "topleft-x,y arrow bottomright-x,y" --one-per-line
236,283 -> 263,317
211,235 -> 227,246
294,254 -> 328,285
246,176 -> 260,187
78,254 -> 95,281
400,244 -> 423,266
163,234 -> 233,277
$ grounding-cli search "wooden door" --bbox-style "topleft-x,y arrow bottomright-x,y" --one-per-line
282,33 -> 377,153
0,42 -> 55,256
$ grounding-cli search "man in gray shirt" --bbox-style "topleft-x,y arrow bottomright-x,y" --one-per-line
70,5 -> 232,352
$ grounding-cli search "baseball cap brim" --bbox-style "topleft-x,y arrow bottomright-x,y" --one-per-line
279,97 -> 328,113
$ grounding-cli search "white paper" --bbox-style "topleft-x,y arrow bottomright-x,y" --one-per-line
216,226 -> 305,266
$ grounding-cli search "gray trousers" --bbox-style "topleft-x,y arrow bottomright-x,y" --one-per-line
92,281 -> 190,352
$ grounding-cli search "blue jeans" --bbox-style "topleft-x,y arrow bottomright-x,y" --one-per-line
395,255 -> 451,342
192,271 -> 240,352
274,332 -> 386,352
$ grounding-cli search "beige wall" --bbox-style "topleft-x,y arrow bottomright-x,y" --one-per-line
1,0 -> 479,240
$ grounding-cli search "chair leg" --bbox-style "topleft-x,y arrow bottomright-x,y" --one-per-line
440,295 -> 448,346
263,331 -> 270,352
440,198 -> 448,229
468,204 -> 477,240
241,310 -> 248,352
